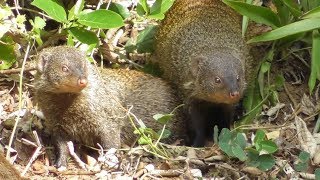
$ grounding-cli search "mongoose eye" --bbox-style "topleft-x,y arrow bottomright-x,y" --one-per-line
62,65 -> 69,72
236,75 -> 240,82
215,77 -> 221,84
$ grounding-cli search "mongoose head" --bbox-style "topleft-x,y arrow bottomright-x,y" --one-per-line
189,51 -> 245,104
35,46 -> 88,93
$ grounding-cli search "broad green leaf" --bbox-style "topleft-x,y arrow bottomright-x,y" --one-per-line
281,0 -> 302,17
301,0 -> 320,12
0,36 -> 17,70
136,25 -> 157,53
315,168 -> 320,179
223,0 -> 281,29
147,13 -> 165,20
33,16 -> 46,29
68,27 -> 98,46
31,0 -> 67,23
149,0 -> 174,19
109,2 -> 130,19
139,0 -> 149,14
299,151 -> 311,162
78,10 -> 124,29
308,30 -> 320,93
0,5 -> 11,20
302,6 -> 320,19
236,133 -> 247,149
68,0 -> 85,20
67,34 -> 74,46
150,0 -> 174,14
157,129 -> 171,139
294,162 -> 308,172
232,144 -> 247,161
153,113 -> 174,124
257,154 -> 275,171
136,3 -> 146,16
0,41 -> 16,70
260,140 -> 278,154
247,148 -> 259,165
273,0 -> 291,26
219,142 -> 234,157
248,18 -> 320,43
218,128 -> 232,143
254,129 -> 265,150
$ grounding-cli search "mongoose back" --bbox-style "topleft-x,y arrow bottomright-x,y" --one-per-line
154,0 -> 254,146
34,46 -> 186,168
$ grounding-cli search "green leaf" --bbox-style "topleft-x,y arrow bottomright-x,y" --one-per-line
257,154 -> 275,171
147,13 -> 165,20
67,34 -> 74,46
294,162 -> 308,172
254,129 -> 265,151
232,144 -> 247,161
315,168 -> 320,179
280,0 -> 302,17
222,0 -> 281,29
68,27 -> 98,46
157,129 -> 171,139
219,128 -> 232,143
241,0 -> 253,37
33,16 -> 46,29
219,142 -> 234,157
31,0 -> 67,23
258,62 -> 269,98
260,140 -> 278,154
137,136 -> 152,145
299,151 -> 311,162
153,113 -> 174,124
248,19 -> 320,43
136,3 -> 146,16
149,0 -> 175,20
247,148 -> 260,167
301,6 -> 320,19
78,9 -> 124,29
139,0 -> 149,14
0,37 -> 17,70
136,25 -> 157,53
236,133 -> 247,149
308,30 -> 320,93
275,74 -> 285,89
109,2 -> 130,19
68,0 -> 84,20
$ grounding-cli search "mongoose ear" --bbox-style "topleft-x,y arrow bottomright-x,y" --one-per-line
37,52 -> 51,73
190,55 -> 206,76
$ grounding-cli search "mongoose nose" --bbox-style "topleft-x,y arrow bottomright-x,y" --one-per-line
78,78 -> 88,88
229,91 -> 240,99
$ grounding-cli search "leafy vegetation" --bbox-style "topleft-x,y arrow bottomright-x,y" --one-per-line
223,0 -> 320,126
218,128 -> 277,171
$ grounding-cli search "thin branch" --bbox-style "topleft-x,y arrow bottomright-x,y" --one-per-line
6,42 -> 31,159
0,66 -> 36,75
